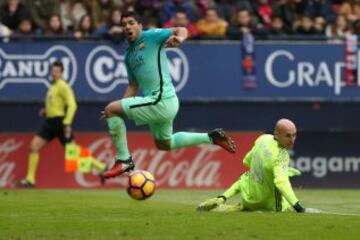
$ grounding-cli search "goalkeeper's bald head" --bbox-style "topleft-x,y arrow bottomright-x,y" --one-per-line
274,118 -> 297,149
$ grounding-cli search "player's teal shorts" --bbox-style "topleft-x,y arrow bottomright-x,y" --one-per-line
121,95 -> 179,140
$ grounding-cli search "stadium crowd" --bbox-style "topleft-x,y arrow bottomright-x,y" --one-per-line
0,0 -> 359,41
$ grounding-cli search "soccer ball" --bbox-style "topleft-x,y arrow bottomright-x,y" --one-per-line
127,170 -> 156,200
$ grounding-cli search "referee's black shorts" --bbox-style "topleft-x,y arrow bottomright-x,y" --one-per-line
37,117 -> 74,146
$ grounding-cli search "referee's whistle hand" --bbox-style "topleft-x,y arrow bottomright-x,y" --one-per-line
64,125 -> 72,139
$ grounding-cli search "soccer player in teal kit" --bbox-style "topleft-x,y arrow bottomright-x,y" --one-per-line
101,12 -> 236,180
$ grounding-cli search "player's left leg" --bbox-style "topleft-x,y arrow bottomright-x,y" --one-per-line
101,100 -> 134,180
152,124 -> 236,153
151,122 -> 212,151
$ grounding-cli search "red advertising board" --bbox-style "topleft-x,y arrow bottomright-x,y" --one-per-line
0,132 -> 259,189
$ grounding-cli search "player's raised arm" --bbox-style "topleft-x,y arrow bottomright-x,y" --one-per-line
166,27 -> 188,48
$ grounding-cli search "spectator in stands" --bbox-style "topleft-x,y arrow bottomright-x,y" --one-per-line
136,0 -> 163,23
60,0 -> 89,31
95,7 -> 124,42
13,16 -> 37,37
0,16 -> 12,39
267,15 -> 289,37
291,0 -> 307,16
143,16 -> 160,29
43,14 -> 65,37
339,0 -> 360,23
81,0 -> 94,14
0,0 -> 28,31
353,19 -> 360,35
24,0 -> 60,30
91,0 -> 114,29
160,0 -> 197,25
252,0 -> 273,30
196,7 -> 228,39
226,8 -> 265,40
304,0 -> 336,23
121,0 -> 137,12
271,0 -> 296,31
313,16 -> 326,35
325,14 -> 352,41
216,0 -> 253,23
192,0 -> 211,21
294,14 -> 318,35
164,10 -> 199,39
73,13 -> 95,39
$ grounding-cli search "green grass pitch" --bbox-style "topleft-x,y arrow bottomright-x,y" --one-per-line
1,189 -> 360,240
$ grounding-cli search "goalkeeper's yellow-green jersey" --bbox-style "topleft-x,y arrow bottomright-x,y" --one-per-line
45,78 -> 77,125
222,134 -> 299,212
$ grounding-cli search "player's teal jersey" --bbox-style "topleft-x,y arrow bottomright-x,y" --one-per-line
125,28 -> 176,100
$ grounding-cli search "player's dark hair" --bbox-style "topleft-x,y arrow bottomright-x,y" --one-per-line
121,11 -> 142,24
52,60 -> 64,72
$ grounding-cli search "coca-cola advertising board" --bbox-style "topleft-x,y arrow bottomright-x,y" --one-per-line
0,132 -> 259,189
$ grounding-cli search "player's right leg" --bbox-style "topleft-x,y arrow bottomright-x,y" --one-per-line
148,97 -> 236,153
152,127 -> 236,153
101,100 -> 134,181
17,135 -> 48,188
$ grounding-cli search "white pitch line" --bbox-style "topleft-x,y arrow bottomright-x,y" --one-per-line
318,210 -> 360,216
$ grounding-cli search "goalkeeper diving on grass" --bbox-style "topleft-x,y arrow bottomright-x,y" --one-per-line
197,118 -> 319,213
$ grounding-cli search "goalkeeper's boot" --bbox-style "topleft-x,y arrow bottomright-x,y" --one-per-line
208,128 -> 236,153
101,157 -> 135,180
16,179 -> 35,188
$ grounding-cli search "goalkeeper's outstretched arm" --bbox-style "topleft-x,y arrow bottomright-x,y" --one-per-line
222,176 -> 242,199
196,176 -> 242,211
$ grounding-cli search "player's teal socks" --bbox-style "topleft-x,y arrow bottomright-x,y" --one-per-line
107,117 -> 130,160
170,132 -> 211,149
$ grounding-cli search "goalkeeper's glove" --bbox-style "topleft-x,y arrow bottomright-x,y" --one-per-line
196,195 -> 226,211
